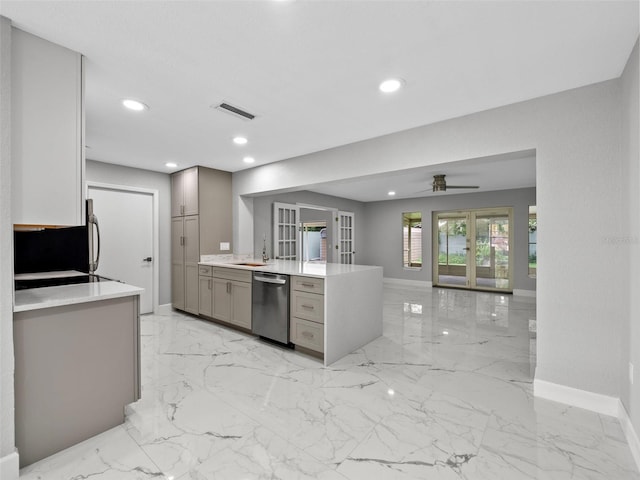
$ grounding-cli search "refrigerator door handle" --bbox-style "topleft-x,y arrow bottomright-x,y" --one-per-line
90,215 -> 100,272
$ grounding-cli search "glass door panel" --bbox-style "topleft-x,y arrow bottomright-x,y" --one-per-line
436,214 -> 469,287
434,208 -> 513,292
338,211 -> 355,264
273,202 -> 299,260
474,213 -> 510,290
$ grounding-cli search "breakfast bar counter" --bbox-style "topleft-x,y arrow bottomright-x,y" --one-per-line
199,257 -> 384,366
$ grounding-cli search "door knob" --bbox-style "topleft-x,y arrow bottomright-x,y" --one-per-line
143,257 -> 153,262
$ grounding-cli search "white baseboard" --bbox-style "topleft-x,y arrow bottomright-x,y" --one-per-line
619,401 -> 640,472
156,303 -> 172,315
0,450 -> 19,480
384,278 -> 432,289
513,289 -> 536,298
533,379 -> 620,417
534,379 -> 640,472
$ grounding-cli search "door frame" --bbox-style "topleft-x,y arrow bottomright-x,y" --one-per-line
432,206 -> 514,292
273,202 -> 356,264
86,181 -> 160,313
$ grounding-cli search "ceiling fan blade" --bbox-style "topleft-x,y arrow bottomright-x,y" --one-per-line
445,185 -> 480,189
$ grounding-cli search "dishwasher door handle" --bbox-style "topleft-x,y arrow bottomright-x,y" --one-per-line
254,275 -> 287,285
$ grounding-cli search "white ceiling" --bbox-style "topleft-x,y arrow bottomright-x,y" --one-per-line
1,1 -> 638,201
307,150 -> 537,202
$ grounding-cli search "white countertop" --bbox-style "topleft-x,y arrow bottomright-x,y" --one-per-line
198,258 -> 382,278
14,281 -> 144,313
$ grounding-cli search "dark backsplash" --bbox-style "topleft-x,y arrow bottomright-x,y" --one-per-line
14,226 -> 89,274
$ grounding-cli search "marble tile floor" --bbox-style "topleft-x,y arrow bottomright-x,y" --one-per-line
20,286 -> 639,480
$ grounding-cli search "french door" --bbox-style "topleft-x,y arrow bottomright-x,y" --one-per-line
273,202 -> 355,264
337,211 -> 355,264
273,203 -> 300,260
433,207 -> 513,292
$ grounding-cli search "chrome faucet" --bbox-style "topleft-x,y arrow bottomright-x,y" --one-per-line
262,235 -> 269,263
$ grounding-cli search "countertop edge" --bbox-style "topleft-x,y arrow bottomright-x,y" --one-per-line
14,282 -> 144,313
198,260 -> 382,278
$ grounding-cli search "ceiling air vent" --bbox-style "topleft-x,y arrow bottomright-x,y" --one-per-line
214,102 -> 256,121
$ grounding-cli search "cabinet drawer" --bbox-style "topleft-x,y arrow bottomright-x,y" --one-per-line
213,267 -> 251,283
291,291 -> 324,323
291,276 -> 324,294
198,265 -> 213,276
291,317 -> 324,353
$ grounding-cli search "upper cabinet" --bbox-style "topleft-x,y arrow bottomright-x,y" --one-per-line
171,167 -> 199,217
11,28 -> 85,226
171,167 -> 232,255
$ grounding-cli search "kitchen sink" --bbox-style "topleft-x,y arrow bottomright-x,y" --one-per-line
232,262 -> 267,267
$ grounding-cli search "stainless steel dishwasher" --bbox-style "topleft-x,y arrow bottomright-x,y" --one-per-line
252,272 -> 291,345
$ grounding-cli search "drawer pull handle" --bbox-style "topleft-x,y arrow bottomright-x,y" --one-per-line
301,331 -> 314,339
301,304 -> 314,310
301,283 -> 315,288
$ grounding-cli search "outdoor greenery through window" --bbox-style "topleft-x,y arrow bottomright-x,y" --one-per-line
403,212 -> 422,268
529,205 -> 537,277
438,218 -> 467,266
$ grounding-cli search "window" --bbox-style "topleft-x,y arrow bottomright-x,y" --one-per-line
528,205 -> 537,277
403,212 -> 422,268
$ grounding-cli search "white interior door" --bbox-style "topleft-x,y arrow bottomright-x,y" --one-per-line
87,185 -> 154,313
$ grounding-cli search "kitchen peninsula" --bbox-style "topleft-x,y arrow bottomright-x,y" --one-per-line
199,257 -> 384,366
13,280 -> 143,467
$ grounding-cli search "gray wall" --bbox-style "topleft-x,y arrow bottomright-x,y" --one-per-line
621,39 -> 639,437
360,187 -> 536,292
251,190 -> 365,261
86,160 -> 172,306
0,15 -> 15,469
233,73 -> 631,405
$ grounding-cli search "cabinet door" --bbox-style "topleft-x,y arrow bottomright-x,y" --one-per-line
184,215 -> 200,314
170,171 -> 184,217
12,29 -> 84,226
212,279 -> 232,323
171,217 -> 185,309
183,167 -> 199,216
198,276 -> 213,317
231,281 -> 252,330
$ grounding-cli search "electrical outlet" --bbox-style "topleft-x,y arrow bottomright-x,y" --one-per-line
630,362 -> 634,385
220,242 -> 230,251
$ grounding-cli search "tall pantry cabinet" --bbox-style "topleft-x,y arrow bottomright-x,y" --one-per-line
171,166 -> 232,314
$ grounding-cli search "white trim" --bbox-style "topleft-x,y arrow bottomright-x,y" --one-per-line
0,450 -> 19,480
86,181 -> 160,314
513,289 -> 536,297
156,303 -> 173,315
534,380 -> 640,472
533,379 -> 620,417
384,277 -> 432,289
619,401 -> 640,472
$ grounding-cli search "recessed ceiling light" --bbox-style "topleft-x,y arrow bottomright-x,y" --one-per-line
165,162 -> 177,168
233,136 -> 248,145
122,99 -> 148,111
379,78 -> 404,93
243,156 -> 255,164
388,191 -> 396,196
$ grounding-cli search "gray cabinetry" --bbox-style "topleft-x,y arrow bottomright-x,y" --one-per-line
198,265 -> 213,317
290,276 -> 325,353
14,295 -> 140,467
211,267 -> 252,329
171,167 -> 199,217
171,166 -> 231,313
171,215 -> 199,313
12,28 -> 85,226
